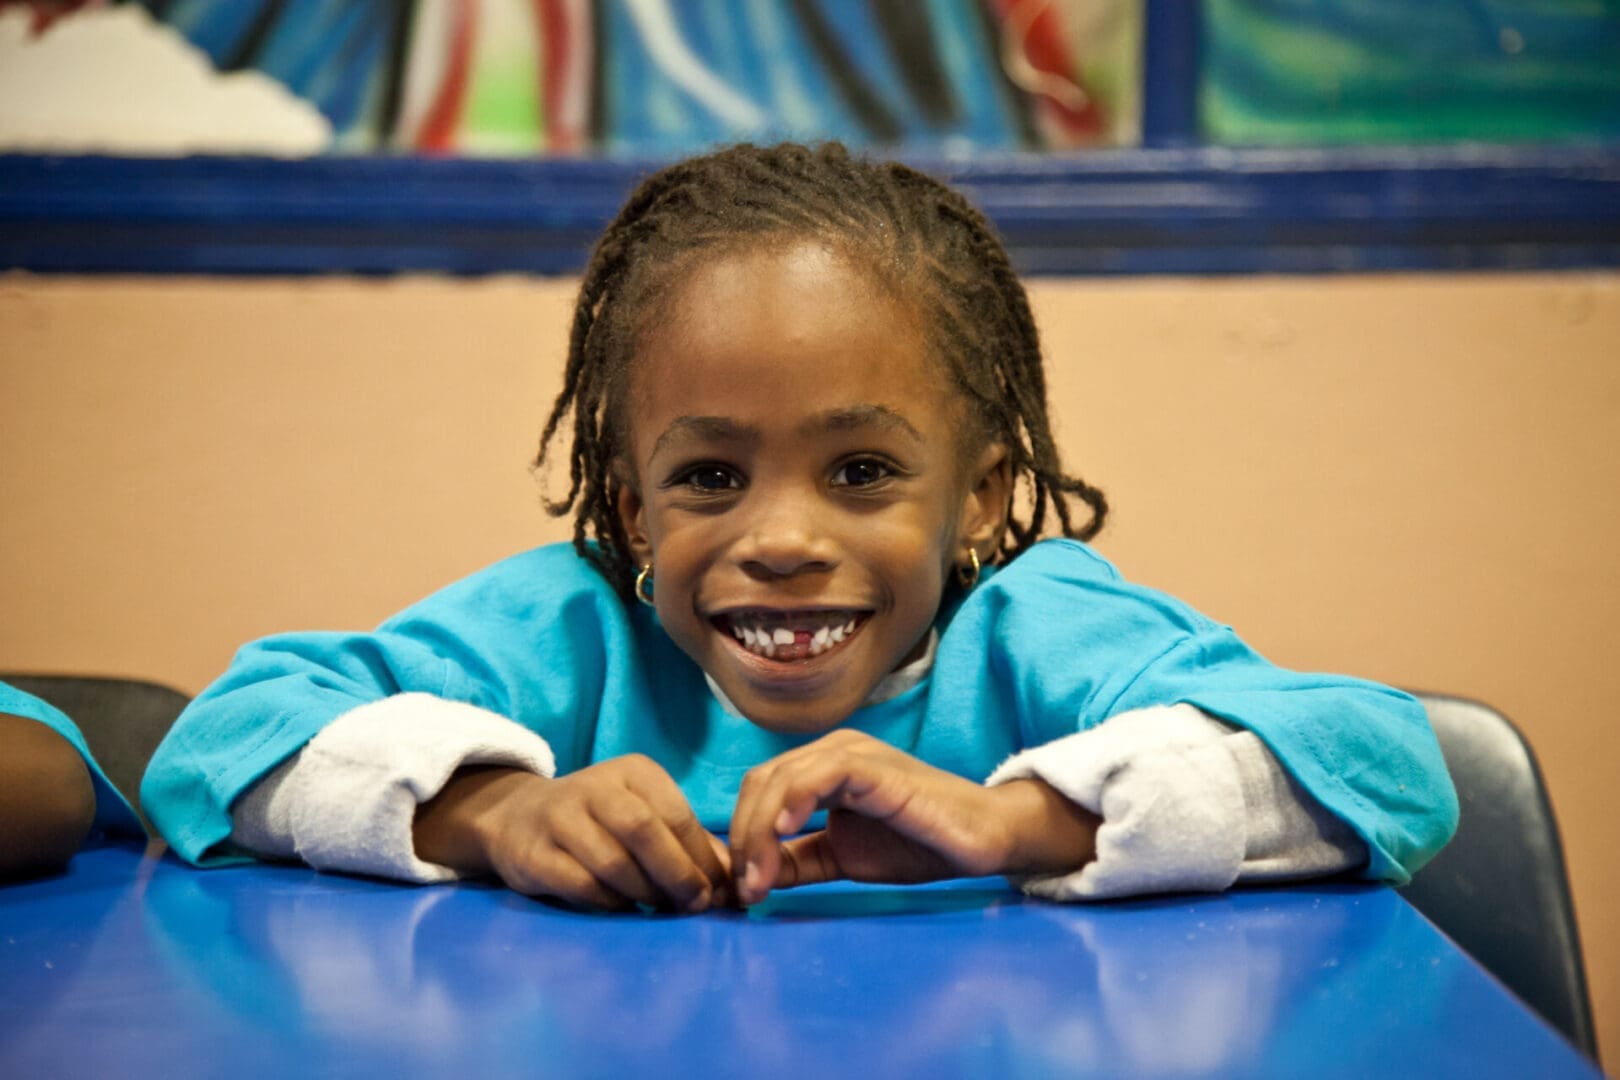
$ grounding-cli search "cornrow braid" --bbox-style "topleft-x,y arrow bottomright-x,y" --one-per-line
534,141 -> 1107,602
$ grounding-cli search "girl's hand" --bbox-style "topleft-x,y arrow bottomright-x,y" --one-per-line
729,730 -> 1100,906
413,756 -> 731,912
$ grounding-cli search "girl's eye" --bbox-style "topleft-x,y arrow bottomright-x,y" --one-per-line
679,466 -> 740,492
832,459 -> 892,488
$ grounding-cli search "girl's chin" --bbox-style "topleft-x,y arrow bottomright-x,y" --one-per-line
731,698 -> 863,736
711,665 -> 877,735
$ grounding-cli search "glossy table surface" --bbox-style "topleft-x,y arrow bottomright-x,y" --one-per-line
1,843 -> 1599,1079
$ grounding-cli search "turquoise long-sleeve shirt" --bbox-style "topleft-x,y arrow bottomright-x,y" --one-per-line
142,539 -> 1457,881
1,681 -> 144,842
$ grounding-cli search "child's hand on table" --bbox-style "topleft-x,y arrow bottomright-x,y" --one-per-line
729,730 -> 1099,906
414,757 -> 731,912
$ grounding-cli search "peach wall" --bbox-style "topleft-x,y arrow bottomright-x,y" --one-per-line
2,271 -> 1616,1058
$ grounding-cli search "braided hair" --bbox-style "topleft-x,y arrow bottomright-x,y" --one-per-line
535,142 -> 1107,602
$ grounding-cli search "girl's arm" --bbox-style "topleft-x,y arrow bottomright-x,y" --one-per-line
950,540 -> 1458,887
226,695 -> 729,910
730,540 -> 1445,903
142,545 -> 627,867
983,703 -> 1367,899
727,708 -> 1363,904
0,713 -> 97,877
151,546 -> 730,909
413,760 -> 732,911
728,728 -> 1100,904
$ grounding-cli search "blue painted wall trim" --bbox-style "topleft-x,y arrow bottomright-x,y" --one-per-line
2,144 -> 1617,277
1141,1 -> 1202,148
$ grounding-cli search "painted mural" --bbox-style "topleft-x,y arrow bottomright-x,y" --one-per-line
1202,0 -> 1620,143
0,0 -> 1144,155
2,1 -> 1616,158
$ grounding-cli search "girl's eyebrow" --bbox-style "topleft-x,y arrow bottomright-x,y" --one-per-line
647,406 -> 922,465
813,405 -> 922,442
648,416 -> 760,464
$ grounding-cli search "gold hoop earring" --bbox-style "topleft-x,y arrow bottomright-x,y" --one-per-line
956,548 -> 981,591
634,564 -> 655,607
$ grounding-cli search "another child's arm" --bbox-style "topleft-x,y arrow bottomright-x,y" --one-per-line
0,712 -> 97,877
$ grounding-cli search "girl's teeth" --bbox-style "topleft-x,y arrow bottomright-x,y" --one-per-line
728,616 -> 862,659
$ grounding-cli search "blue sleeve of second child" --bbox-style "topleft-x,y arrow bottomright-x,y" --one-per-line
0,681 -> 144,843
141,545 -> 636,866
946,540 -> 1458,885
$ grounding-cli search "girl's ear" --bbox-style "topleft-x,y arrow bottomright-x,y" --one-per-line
613,469 -> 653,565
959,442 -> 1013,558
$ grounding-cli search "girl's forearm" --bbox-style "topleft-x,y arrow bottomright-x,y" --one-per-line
412,765 -> 539,876
990,778 -> 1100,878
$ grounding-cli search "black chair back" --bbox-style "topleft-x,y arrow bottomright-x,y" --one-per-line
1401,693 -> 1597,1060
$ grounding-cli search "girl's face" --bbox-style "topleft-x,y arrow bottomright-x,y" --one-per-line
615,242 -> 1009,734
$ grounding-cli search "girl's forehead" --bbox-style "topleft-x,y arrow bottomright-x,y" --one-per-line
665,240 -> 900,314
646,245 -> 926,372
624,243 -> 956,450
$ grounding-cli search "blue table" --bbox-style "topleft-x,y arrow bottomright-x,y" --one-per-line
1,843 -> 1598,1079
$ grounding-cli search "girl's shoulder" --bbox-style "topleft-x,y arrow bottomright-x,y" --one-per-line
380,542 -> 621,626
960,537 -> 1221,640
445,540 -> 610,588
983,537 -> 1123,586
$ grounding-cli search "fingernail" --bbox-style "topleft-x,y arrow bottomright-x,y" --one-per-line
774,809 -> 794,834
743,860 -> 762,898
686,888 -> 710,914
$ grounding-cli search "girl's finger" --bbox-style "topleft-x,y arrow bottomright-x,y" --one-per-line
705,831 -> 735,907
501,844 -> 635,911
774,830 -> 842,890
560,816 -> 667,909
733,751 -> 883,904
729,760 -> 787,904
624,766 -> 732,897
727,732 -> 867,884
594,796 -> 719,911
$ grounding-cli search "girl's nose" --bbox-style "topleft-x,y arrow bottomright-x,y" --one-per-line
733,494 -> 838,580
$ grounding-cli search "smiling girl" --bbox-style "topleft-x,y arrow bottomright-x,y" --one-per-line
143,143 -> 1456,910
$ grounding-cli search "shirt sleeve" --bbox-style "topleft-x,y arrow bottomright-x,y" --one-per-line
142,545 -> 630,866
943,540 -> 1458,885
229,693 -> 556,882
987,703 -> 1365,900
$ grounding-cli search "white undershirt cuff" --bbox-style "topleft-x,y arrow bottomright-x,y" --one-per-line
989,704 -> 1248,900
229,693 -> 555,883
